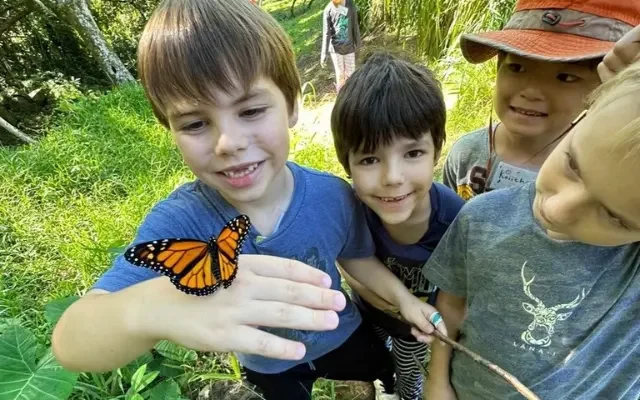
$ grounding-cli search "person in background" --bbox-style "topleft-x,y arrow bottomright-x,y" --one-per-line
321,0 -> 361,92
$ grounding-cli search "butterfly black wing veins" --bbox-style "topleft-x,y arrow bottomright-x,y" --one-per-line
123,215 -> 251,296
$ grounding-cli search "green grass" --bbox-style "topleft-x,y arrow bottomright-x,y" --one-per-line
0,84 -> 188,336
264,0 -> 327,57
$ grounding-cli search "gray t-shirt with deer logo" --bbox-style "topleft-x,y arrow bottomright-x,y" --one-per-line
423,183 -> 640,400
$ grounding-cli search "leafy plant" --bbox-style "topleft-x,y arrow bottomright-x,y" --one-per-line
0,326 -> 77,400
0,294 -> 198,400
126,364 -> 161,399
147,379 -> 183,400
44,296 -> 80,326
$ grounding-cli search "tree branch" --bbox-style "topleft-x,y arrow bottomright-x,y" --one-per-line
26,0 -> 57,18
0,4 -> 33,36
430,329 -> 541,400
0,115 -> 36,144
388,311 -> 541,400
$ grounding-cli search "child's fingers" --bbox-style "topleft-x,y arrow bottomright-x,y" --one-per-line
599,25 -> 640,82
411,327 -> 434,344
250,276 -> 346,311
612,25 -> 640,64
430,311 -> 448,337
241,254 -> 333,288
411,314 -> 435,336
230,326 -> 307,360
600,52 -> 629,78
603,44 -> 640,71
236,301 -> 339,331
597,63 -> 616,83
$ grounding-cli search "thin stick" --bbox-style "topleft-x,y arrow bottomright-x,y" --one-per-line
386,311 -> 540,400
429,329 -> 540,400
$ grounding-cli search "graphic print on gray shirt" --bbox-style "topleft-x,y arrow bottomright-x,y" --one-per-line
423,183 -> 640,400
443,127 -> 538,201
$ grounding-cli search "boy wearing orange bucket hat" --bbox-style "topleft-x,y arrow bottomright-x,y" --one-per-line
442,0 -> 640,201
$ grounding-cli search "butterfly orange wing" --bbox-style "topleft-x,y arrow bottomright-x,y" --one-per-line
123,215 -> 251,296
215,214 -> 251,288
124,238 -> 221,296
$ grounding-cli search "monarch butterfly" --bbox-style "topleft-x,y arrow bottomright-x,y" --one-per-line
124,215 -> 251,296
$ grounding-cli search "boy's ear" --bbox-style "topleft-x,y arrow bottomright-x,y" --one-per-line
288,100 -> 299,128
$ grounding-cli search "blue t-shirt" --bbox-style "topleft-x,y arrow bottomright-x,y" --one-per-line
423,183 -> 640,400
94,162 -> 374,374
353,182 -> 464,336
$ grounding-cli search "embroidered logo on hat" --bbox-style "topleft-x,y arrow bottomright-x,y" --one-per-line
541,11 -> 561,26
459,0 -> 640,63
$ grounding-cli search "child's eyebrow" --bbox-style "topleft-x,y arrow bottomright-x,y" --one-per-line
168,109 -> 202,120
232,88 -> 270,105
167,88 -> 270,119
401,137 -> 431,149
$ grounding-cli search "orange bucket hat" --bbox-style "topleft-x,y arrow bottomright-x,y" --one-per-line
461,0 -> 640,63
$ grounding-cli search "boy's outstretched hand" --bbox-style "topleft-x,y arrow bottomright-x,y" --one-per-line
53,255 -> 347,372
599,24 -> 640,82
151,255 -> 346,360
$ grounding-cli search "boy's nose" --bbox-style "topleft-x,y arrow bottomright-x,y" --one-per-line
215,129 -> 249,156
382,164 -> 404,186
544,186 -> 589,227
519,86 -> 544,102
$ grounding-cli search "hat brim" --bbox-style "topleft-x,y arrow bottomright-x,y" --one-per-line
461,30 -> 615,64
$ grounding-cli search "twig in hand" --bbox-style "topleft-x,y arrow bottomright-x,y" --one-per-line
386,311 -> 540,400
429,328 -> 540,400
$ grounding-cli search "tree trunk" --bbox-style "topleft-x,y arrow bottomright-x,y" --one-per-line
0,116 -> 36,144
39,0 -> 134,85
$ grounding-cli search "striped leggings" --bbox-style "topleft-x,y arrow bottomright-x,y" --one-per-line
373,325 -> 428,400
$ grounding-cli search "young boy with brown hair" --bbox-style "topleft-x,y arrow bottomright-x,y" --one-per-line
444,0 -> 640,200
51,1 -> 444,399
332,52 -> 464,400
425,62 -> 640,399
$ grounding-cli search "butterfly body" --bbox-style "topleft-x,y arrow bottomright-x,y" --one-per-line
124,215 -> 251,296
